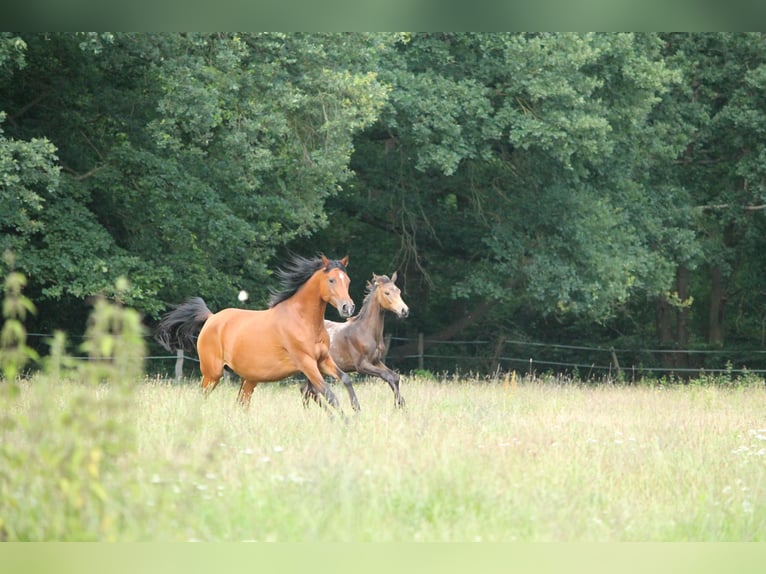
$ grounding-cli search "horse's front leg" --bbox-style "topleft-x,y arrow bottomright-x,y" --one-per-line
296,357 -> 342,416
319,356 -> 359,412
340,371 -> 360,412
299,377 -> 322,408
358,360 -> 405,408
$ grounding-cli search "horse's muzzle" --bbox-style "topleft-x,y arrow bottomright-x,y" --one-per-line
339,301 -> 355,318
399,306 -> 409,318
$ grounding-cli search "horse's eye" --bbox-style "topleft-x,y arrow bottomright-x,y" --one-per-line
384,291 -> 390,296
329,278 -> 335,284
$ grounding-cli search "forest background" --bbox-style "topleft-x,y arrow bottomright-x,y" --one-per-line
3,32 -> 766,378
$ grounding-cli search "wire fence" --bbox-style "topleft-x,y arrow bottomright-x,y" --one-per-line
384,335 -> 766,380
23,331 -> 766,381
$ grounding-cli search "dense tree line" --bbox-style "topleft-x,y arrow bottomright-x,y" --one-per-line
3,33 -> 766,374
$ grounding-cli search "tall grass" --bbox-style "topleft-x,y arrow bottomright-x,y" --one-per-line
0,266 -> 145,541
4,373 -> 765,541
1,265 -> 764,541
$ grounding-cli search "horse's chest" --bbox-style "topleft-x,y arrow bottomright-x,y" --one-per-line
372,340 -> 386,360
314,332 -> 331,358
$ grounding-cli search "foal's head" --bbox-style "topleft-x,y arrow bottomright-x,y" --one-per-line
371,272 -> 409,318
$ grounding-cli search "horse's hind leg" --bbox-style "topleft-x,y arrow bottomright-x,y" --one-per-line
300,379 -> 322,408
200,357 -> 225,395
238,380 -> 258,408
201,373 -> 222,394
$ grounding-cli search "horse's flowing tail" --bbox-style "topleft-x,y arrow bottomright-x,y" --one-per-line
155,297 -> 213,353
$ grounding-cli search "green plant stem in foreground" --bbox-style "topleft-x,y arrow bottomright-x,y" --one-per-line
1,376 -> 765,541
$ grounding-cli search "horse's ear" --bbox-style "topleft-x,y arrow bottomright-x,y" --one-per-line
321,254 -> 330,267
372,272 -> 380,282
391,271 -> 398,283
340,255 -> 349,267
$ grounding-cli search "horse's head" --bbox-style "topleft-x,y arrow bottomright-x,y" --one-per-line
320,255 -> 355,318
372,272 -> 409,318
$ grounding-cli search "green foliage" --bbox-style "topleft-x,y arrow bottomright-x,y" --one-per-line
79,277 -> 146,383
1,33 -> 392,320
0,33 -> 26,81
0,115 -> 60,255
661,34 -> 766,346
0,271 -> 144,540
310,33 -> 695,332
3,32 -> 766,366
0,251 -> 38,380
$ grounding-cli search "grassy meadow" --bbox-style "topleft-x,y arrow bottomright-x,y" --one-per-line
1,373 -> 765,541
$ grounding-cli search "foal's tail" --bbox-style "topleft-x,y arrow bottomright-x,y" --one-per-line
155,297 -> 213,354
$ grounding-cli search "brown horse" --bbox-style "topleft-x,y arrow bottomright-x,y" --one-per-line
301,272 -> 409,410
155,255 -> 355,411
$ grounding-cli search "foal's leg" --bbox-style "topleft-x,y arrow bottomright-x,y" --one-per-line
310,367 -> 358,411
340,374 -> 360,412
238,379 -> 258,408
334,371 -> 359,412
358,359 -> 405,408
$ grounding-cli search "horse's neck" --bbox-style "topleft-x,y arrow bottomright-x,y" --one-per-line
355,291 -> 386,336
289,282 -> 328,331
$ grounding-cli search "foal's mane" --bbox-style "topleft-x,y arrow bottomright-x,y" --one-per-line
346,274 -> 391,323
268,254 -> 347,308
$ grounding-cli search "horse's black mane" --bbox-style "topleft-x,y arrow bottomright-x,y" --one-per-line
268,254 -> 348,308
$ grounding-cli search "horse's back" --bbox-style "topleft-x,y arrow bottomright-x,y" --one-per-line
198,306 -> 307,381
214,307 -> 268,325
200,307 -> 274,347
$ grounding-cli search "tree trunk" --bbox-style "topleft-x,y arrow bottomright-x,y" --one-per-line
675,265 -> 690,369
708,264 -> 726,346
655,296 -> 682,371
654,296 -> 675,369
655,297 -> 674,345
654,265 -> 691,371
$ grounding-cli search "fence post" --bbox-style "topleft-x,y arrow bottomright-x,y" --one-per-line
492,335 -> 506,376
610,346 -> 622,379
175,349 -> 184,380
418,332 -> 424,371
